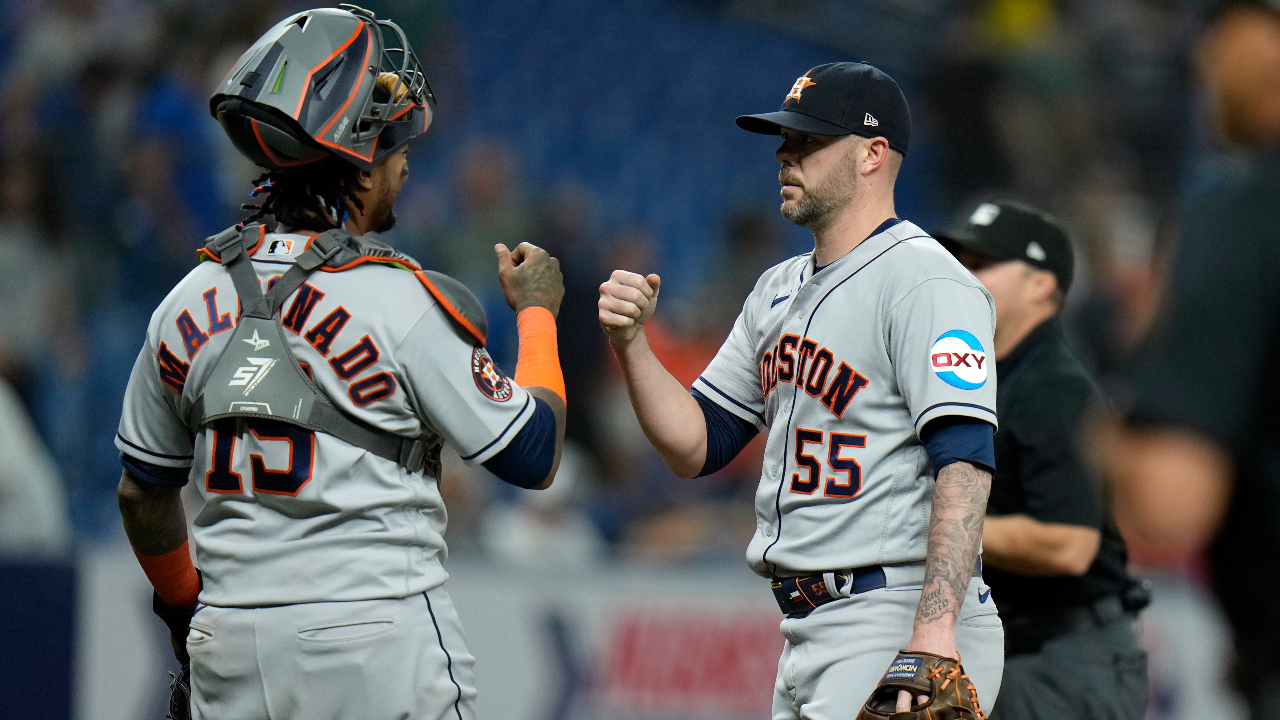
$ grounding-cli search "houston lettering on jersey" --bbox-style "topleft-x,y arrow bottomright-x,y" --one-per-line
758,333 -> 869,418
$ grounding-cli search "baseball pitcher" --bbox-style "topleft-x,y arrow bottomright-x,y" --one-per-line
114,7 -> 566,719
599,62 -> 1004,719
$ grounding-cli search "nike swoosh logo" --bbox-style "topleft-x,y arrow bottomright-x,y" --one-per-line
978,588 -> 991,604
771,295 -> 790,308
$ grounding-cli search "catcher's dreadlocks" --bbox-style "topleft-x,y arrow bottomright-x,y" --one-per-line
241,158 -> 366,232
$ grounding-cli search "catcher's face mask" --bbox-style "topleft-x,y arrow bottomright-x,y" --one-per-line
211,4 -> 435,172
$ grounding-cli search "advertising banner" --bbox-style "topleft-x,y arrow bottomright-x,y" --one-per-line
448,563 -> 782,720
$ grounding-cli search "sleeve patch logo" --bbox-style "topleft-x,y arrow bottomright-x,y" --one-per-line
930,330 -> 988,389
883,656 -> 922,681
472,347 -> 513,402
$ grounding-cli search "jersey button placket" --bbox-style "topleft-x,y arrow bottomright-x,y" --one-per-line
792,282 -> 819,321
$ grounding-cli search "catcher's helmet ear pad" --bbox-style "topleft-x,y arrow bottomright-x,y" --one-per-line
216,97 -> 328,170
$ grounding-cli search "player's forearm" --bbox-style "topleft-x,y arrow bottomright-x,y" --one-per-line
511,303 -> 568,490
611,330 -> 708,478
524,386 -> 566,490
117,470 -> 188,556
909,461 -> 991,655
981,514 -> 1100,577
118,469 -> 202,610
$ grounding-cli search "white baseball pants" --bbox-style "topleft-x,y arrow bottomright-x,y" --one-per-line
773,566 -> 1004,720
187,586 -> 476,720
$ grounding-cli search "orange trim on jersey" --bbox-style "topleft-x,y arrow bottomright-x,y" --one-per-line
293,23 -> 364,120
134,538 -> 201,609
414,270 -> 486,345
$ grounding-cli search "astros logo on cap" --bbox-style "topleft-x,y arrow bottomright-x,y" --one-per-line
929,330 -> 988,390
786,75 -> 816,102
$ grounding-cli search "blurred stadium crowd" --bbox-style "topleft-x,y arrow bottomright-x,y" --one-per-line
0,0 -> 1244,567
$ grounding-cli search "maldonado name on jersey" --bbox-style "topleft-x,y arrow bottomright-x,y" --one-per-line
116,232 -> 537,607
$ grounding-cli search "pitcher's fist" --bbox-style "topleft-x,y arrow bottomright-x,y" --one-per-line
598,270 -> 661,345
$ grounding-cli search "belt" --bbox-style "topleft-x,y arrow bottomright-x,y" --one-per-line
1003,595 -> 1131,657
771,566 -> 886,617
771,558 -> 984,618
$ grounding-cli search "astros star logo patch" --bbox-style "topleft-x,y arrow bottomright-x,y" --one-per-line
786,75 -> 816,102
471,347 -> 513,402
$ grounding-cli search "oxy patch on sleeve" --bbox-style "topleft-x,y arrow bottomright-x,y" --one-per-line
883,656 -> 923,682
930,329 -> 988,389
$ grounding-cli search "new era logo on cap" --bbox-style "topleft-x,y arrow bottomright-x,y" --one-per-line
1025,241 -> 1047,261
864,113 -> 878,126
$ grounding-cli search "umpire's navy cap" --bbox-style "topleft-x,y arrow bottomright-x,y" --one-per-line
936,198 -> 1076,293
737,62 -> 911,156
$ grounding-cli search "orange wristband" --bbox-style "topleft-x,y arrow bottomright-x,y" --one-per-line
513,306 -> 566,403
135,537 -> 201,609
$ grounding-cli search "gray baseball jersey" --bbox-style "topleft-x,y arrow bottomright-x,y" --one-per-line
692,219 -> 997,578
116,231 -> 535,607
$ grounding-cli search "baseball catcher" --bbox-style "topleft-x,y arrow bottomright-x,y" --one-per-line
116,6 -> 566,719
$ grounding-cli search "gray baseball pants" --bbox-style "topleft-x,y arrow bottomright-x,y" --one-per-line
772,565 -> 1004,720
187,586 -> 476,720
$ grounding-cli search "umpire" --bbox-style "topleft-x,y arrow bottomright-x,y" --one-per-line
939,199 -> 1148,719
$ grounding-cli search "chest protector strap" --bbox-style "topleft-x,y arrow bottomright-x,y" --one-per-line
189,224 -> 437,475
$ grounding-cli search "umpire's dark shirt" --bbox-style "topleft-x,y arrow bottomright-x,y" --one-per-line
986,317 -> 1131,620
1123,149 -> 1280,664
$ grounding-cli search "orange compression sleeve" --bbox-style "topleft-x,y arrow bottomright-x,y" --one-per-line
513,306 -> 566,404
135,537 -> 201,609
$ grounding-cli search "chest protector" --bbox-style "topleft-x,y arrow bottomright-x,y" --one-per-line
187,224 -> 486,477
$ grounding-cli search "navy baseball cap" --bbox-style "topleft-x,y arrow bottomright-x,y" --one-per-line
736,62 -> 911,156
936,199 -> 1075,293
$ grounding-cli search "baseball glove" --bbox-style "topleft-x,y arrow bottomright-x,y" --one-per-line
856,650 -> 986,720
152,591 -> 195,720
165,667 -> 192,720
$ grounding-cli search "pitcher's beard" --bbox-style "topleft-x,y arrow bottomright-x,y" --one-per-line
779,169 -> 858,229
781,190 -> 839,227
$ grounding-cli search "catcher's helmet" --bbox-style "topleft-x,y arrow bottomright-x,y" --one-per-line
211,4 -> 434,172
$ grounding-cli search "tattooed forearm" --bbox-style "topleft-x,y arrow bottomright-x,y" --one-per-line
917,587 -> 949,622
914,461 -> 991,630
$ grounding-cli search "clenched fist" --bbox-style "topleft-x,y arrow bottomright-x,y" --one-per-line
496,243 -> 564,317
598,270 -> 661,346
